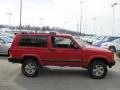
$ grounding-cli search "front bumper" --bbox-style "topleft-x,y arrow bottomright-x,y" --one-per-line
108,61 -> 115,68
8,57 -> 21,63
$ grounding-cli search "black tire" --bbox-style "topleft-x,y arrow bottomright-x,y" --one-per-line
22,59 -> 40,77
88,61 -> 108,79
109,46 -> 116,52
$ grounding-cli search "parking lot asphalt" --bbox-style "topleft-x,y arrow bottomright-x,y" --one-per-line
0,55 -> 120,90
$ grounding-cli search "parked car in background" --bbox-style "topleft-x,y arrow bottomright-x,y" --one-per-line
93,36 -> 120,47
80,35 -> 96,44
87,36 -> 97,44
0,33 -> 15,39
0,36 -> 13,55
7,34 -> 15,39
92,36 -> 104,44
100,38 -> 120,52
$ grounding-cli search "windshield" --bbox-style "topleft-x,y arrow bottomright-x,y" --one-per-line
2,36 -> 13,43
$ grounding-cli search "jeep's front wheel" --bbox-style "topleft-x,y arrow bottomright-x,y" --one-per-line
22,59 -> 40,77
88,61 -> 108,79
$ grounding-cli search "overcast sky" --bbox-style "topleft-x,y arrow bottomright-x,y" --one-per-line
0,0 -> 120,36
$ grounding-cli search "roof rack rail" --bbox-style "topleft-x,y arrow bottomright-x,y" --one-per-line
21,32 -> 28,34
49,31 -> 57,35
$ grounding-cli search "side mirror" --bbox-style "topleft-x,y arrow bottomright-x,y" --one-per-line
73,45 -> 79,49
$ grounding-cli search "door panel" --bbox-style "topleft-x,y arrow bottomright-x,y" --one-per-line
46,36 -> 82,66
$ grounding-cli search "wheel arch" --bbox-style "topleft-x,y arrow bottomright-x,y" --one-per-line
87,57 -> 109,68
21,55 -> 43,66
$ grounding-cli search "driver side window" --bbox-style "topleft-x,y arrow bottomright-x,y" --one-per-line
51,37 -> 75,48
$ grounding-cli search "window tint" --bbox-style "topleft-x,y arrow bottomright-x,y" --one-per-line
19,36 -> 48,47
52,37 -> 75,48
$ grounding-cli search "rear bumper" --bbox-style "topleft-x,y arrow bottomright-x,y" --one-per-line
8,57 -> 21,63
108,61 -> 115,68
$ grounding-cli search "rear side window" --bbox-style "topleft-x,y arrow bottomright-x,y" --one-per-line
19,35 -> 48,47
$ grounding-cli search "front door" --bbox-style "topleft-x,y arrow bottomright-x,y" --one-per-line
47,36 -> 82,66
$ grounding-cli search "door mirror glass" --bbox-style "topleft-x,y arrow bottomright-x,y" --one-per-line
73,44 -> 79,49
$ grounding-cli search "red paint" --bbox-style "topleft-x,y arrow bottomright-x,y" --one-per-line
9,33 -> 115,68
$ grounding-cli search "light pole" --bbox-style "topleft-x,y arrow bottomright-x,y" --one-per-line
111,2 -> 118,36
64,21 -> 68,33
93,17 -> 96,35
100,26 -> 103,35
6,13 -> 12,27
40,18 -> 44,32
64,21 -> 68,29
20,0 -> 23,32
80,0 -> 83,36
84,21 -> 87,35
77,23 -> 79,35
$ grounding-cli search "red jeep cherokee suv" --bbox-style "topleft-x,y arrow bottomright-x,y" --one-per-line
8,32 -> 115,79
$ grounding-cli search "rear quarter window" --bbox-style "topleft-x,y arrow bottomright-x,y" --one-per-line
19,35 -> 48,47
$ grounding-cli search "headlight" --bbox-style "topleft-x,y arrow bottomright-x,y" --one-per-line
101,44 -> 108,46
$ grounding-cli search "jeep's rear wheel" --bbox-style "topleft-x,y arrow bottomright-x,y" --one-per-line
22,59 -> 40,77
88,61 -> 107,79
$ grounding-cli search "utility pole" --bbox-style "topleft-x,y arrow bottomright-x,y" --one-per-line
77,23 -> 79,36
93,17 -> 96,35
111,2 -> 118,36
6,13 -> 12,27
40,18 -> 44,32
20,0 -> 23,32
100,26 -> 103,35
84,20 -> 87,35
80,0 -> 83,36
64,21 -> 68,29
77,23 -> 79,32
